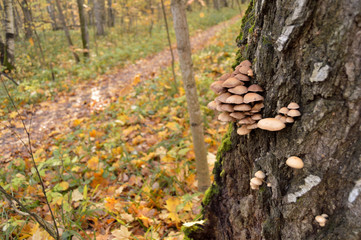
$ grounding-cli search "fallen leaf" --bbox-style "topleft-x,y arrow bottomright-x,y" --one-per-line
112,225 -> 131,240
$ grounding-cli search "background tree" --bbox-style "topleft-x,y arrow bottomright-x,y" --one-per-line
94,0 -> 105,35
191,0 -> 361,239
76,0 -> 90,58
171,0 -> 211,192
2,0 -> 15,70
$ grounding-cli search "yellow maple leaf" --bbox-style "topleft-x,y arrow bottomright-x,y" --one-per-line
165,197 -> 181,223
199,12 -> 205,18
112,225 -> 131,240
132,74 -> 141,86
87,156 -> 99,170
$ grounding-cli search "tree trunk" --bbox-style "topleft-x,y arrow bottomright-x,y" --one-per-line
54,0 -> 80,63
46,0 -> 59,31
20,0 -> 32,38
171,0 -> 211,192
212,0 -> 219,10
191,0 -> 361,239
219,0 -> 228,7
94,0 -> 105,35
3,0 -> 15,70
76,0 -> 89,58
106,0 -> 114,27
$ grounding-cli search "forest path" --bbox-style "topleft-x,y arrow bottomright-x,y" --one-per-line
0,15 -> 240,159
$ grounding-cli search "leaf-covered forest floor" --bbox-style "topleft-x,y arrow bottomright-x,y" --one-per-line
0,16 -> 241,239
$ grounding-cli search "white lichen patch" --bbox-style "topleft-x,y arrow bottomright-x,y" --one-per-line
287,175 -> 322,203
276,26 -> 295,52
310,62 -> 331,82
348,179 -> 361,203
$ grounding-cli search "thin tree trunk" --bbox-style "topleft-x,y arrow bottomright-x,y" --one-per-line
171,0 -> 210,192
161,0 -> 177,93
212,0 -> 219,10
46,0 -> 59,30
106,0 -> 114,27
3,0 -> 15,70
94,0 -> 105,35
76,0 -> 89,58
54,0 -> 80,63
20,0 -> 32,38
192,0 -> 361,239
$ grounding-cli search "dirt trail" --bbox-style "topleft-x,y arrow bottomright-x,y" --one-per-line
0,16 -> 240,159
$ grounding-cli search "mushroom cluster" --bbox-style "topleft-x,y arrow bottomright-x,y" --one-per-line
275,102 -> 301,124
250,170 -> 265,190
315,214 -> 328,227
207,60 -> 265,135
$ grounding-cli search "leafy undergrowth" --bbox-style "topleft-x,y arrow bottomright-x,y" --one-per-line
0,7 -> 238,113
0,19 -> 240,240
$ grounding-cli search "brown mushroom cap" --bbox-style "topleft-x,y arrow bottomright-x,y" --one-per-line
251,102 -> 265,112
315,215 -> 327,224
286,117 -> 294,123
238,117 -> 256,125
222,77 -> 243,88
230,112 -> 246,120
216,92 -> 232,103
210,81 -> 226,94
257,118 -> 286,131
218,112 -> 235,122
237,125 -> 252,135
244,93 -> 264,103
239,65 -> 251,75
250,177 -> 263,186
279,107 -> 289,115
207,101 -> 218,110
250,182 -> 259,190
234,74 -> 250,82
228,85 -> 248,95
251,113 -> 262,120
219,73 -> 231,81
246,123 -> 258,129
226,95 -> 243,104
247,69 -> 254,77
240,60 -> 252,67
234,104 -> 252,111
286,156 -> 304,169
287,102 -> 300,109
220,104 -> 234,112
255,171 -> 266,179
248,84 -> 264,92
287,109 -> 301,117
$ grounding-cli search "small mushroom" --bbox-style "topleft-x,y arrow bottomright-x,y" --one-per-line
216,92 -> 232,103
218,112 -> 235,122
228,85 -> 248,95
248,84 -> 264,92
238,117 -> 256,125
226,95 -> 243,104
222,77 -> 243,88
257,118 -> 286,131
247,69 -> 254,77
240,60 -> 252,67
287,109 -> 301,117
255,171 -> 265,179
251,102 -> 264,113
246,123 -> 258,129
219,73 -> 231,81
237,125 -> 252,135
286,117 -> 294,123
230,112 -> 246,120
278,107 -> 289,115
234,104 -> 252,112
250,177 -> 263,186
239,65 -> 251,75
250,182 -> 259,190
234,74 -> 250,82
267,183 -> 272,187
286,156 -> 304,169
207,101 -> 218,110
220,104 -> 234,112
251,113 -> 262,121
287,102 -> 300,109
315,215 -> 327,227
210,81 -> 226,94
243,93 -> 264,104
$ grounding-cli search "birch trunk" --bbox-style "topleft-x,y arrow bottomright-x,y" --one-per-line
54,0 -> 80,63
3,0 -> 15,70
171,0 -> 210,192
76,0 -> 89,58
191,0 -> 361,239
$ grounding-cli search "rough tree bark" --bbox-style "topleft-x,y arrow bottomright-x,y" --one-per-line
54,0 -> 80,63
20,0 -> 32,39
46,0 -> 59,31
3,0 -> 15,70
94,0 -> 105,35
107,0 -> 114,27
190,0 -> 361,239
76,0 -> 90,58
171,0 -> 211,192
